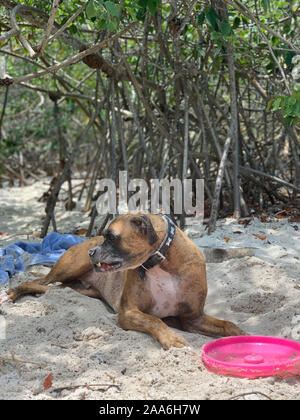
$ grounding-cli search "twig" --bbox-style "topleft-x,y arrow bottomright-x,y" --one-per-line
256,24 -> 291,95
0,353 -> 48,374
2,163 -> 27,185
223,0 -> 300,55
0,85 -> 9,142
229,391 -> 272,400
0,28 -> 18,43
208,135 -> 232,234
10,350 -> 21,377
10,5 -> 36,58
237,165 -> 300,193
52,383 -> 120,393
73,335 -> 102,342
12,21 -> 137,84
47,2 -> 88,45
37,0 -> 60,57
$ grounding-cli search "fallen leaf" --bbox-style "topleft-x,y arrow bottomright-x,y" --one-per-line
276,211 -> 288,219
252,234 -> 266,241
0,232 -> 8,236
224,237 -> 230,243
238,219 -> 251,228
33,233 -> 41,238
43,373 -> 53,390
260,215 -> 270,223
233,230 -> 243,234
73,228 -> 88,235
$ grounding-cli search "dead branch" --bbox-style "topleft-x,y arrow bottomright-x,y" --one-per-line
52,382 -> 121,393
47,2 -> 88,45
0,351 -> 48,376
223,0 -> 300,55
208,135 -> 232,234
37,0 -> 61,57
10,4 -> 36,57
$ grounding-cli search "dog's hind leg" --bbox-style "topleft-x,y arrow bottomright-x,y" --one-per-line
6,236 -> 104,302
181,314 -> 247,337
7,280 -> 50,302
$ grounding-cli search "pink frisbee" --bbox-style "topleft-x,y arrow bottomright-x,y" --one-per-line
202,336 -> 300,379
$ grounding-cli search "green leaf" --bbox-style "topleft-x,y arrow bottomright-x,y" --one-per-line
220,20 -> 232,37
282,96 -> 297,116
197,11 -> 205,26
211,31 -> 222,41
283,116 -> 294,126
205,8 -> 219,31
147,0 -> 158,16
136,0 -> 147,21
105,1 -> 119,17
266,99 -> 274,112
86,0 -> 97,19
291,100 -> 300,117
292,89 -> 300,101
261,0 -> 270,12
106,19 -> 117,31
271,96 -> 282,111
232,16 -> 240,29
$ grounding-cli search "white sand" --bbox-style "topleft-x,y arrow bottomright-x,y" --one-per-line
0,179 -> 299,400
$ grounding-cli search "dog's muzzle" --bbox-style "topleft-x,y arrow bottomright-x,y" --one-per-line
88,246 -> 123,273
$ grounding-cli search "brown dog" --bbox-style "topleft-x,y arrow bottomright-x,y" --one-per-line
7,213 -> 246,349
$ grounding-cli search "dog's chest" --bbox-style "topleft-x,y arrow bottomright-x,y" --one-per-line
145,266 -> 179,318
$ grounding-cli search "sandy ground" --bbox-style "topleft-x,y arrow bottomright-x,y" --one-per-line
0,179 -> 299,400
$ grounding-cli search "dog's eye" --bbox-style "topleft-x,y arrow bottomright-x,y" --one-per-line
105,230 -> 119,243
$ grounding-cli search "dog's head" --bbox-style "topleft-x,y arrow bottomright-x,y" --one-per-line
88,214 -> 160,273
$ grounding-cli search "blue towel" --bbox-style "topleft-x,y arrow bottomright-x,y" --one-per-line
0,232 -> 85,285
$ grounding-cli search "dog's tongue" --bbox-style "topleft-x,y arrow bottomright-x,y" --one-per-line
102,263 -> 111,271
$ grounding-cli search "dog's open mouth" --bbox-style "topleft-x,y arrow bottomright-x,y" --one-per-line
94,261 -> 122,272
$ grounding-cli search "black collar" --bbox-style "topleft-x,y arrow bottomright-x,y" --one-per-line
137,215 -> 176,280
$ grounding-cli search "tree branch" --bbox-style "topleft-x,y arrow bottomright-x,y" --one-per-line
37,0 -> 60,57
0,28 -> 18,43
47,1 -> 88,45
10,4 -> 36,57
9,22 -> 137,84
223,0 -> 300,55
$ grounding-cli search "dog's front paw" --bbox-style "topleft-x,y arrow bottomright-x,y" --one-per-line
0,291 -> 12,304
224,321 -> 248,336
160,332 -> 189,350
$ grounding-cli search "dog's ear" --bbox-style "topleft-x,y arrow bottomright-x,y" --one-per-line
130,215 -> 158,245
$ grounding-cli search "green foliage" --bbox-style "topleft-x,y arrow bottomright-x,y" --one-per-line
261,0 -> 270,13
268,87 -> 300,126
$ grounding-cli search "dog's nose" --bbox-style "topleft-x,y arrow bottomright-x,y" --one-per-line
88,248 -> 96,257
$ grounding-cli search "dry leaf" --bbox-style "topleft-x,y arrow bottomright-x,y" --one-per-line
238,219 -> 251,228
43,372 -> 53,390
224,237 -> 230,243
74,228 -> 88,235
276,211 -> 288,219
252,234 -> 266,241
